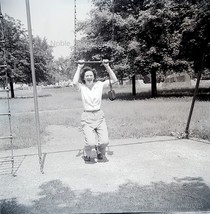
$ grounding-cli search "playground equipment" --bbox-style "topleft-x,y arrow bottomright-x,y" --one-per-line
0,0 -> 207,175
0,4 -> 14,175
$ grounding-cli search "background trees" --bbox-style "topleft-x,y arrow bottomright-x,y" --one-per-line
73,0 -> 210,95
48,56 -> 75,84
1,0 -> 210,97
0,15 -> 54,97
0,15 -> 28,97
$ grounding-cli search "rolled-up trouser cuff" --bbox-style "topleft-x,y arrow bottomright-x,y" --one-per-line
97,143 -> 109,155
84,145 -> 96,158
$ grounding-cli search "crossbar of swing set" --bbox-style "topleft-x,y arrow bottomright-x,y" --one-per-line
75,60 -> 113,64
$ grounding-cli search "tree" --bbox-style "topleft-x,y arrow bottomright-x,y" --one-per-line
75,0 -> 134,82
1,15 -> 54,97
0,15 -> 28,97
49,56 -> 75,84
179,1 -> 210,76
33,36 -> 54,83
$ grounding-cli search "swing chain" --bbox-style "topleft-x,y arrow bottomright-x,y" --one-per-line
111,0 -> 115,60
74,0 -> 77,55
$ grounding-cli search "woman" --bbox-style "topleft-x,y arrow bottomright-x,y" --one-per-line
73,59 -> 117,162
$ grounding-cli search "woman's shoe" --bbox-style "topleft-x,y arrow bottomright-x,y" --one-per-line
97,154 -> 109,162
83,156 -> 90,161
83,156 -> 97,164
97,153 -> 103,160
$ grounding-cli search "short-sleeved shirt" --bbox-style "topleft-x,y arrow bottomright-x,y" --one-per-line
77,81 -> 109,111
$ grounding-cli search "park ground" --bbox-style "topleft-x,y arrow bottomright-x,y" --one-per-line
0,85 -> 210,213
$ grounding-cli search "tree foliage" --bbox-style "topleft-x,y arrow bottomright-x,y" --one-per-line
2,0 -> 210,87
179,1 -> 210,75
1,15 -> 54,85
48,56 -> 75,83
33,36 -> 54,83
73,0 -> 210,81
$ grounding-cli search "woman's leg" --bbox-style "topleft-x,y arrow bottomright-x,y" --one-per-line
81,112 -> 97,158
96,111 -> 109,156
82,125 -> 97,158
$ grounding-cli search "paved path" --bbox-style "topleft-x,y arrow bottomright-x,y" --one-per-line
0,125 -> 210,213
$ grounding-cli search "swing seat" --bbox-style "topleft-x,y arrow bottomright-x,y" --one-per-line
108,89 -> 116,101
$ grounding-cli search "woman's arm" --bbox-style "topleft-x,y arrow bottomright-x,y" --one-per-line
102,59 -> 118,83
72,60 -> 84,88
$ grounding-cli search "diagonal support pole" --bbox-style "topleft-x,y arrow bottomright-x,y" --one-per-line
185,55 -> 205,139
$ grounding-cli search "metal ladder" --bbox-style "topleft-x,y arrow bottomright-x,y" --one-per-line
0,6 -> 14,175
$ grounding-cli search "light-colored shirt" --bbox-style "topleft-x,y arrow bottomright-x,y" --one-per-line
78,81 -> 109,111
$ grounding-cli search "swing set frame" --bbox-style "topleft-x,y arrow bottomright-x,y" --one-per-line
0,0 -> 204,175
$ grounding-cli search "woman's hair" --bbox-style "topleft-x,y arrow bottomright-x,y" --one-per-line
80,66 -> 97,84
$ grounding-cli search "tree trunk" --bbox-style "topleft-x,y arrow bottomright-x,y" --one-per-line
151,70 -> 157,97
7,73 -> 15,98
119,78 -> 123,85
132,74 -> 136,96
9,80 -> 15,98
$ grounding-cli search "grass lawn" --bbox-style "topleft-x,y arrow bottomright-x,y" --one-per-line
0,86 -> 209,150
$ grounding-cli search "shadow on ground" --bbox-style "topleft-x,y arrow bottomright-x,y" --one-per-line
1,177 -> 210,213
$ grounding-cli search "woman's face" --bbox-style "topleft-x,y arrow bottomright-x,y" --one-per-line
84,70 -> 94,86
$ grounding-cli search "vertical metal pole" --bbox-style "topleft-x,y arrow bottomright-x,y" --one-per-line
25,0 -> 43,173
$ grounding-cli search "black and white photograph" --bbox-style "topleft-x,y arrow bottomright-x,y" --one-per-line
0,0 -> 210,213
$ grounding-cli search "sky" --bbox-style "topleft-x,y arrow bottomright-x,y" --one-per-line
1,0 -> 92,58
